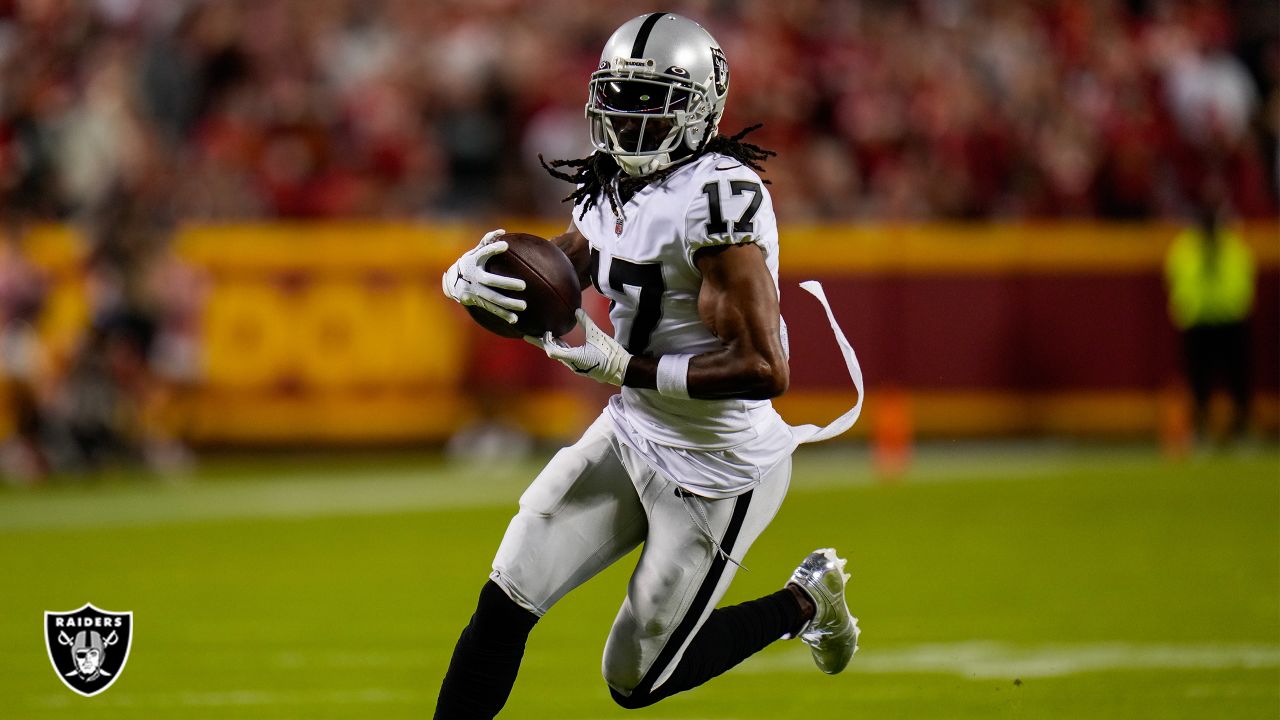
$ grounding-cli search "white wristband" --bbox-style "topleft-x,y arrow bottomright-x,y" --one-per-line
656,353 -> 694,399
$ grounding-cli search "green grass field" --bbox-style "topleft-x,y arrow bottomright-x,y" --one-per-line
1,444 -> 1277,718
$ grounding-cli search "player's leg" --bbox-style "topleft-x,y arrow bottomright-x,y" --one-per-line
602,454 -> 804,708
1182,326 -> 1213,438
1222,320 -> 1252,440
435,415 -> 646,719
433,580 -> 539,720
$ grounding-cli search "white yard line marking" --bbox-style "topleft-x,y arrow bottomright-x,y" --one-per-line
265,642 -> 1280,681
741,641 -> 1280,679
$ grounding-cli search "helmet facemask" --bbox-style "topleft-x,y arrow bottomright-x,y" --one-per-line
587,64 -> 714,177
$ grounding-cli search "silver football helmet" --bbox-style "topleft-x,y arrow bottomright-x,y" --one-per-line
587,13 -> 730,177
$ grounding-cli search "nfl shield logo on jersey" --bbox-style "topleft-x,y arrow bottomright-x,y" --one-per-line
615,216 -> 624,236
45,604 -> 133,697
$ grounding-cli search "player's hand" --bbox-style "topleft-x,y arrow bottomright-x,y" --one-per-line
527,309 -> 631,386
442,229 -> 527,325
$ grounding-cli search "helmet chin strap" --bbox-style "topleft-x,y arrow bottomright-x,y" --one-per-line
617,153 -> 670,177
602,112 -> 687,177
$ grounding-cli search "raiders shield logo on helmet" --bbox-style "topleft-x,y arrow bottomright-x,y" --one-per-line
711,47 -> 729,96
44,603 -> 133,697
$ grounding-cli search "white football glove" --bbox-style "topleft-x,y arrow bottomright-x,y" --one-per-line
442,229 -> 527,325
527,309 -> 632,386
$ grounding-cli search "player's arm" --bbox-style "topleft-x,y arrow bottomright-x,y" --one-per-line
548,224 -> 593,288
623,242 -> 789,400
532,172 -> 789,398
532,241 -> 788,400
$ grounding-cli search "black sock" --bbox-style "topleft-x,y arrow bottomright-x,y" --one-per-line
612,588 -> 804,708
434,581 -> 540,720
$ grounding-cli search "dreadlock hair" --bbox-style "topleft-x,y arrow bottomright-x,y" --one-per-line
539,124 -> 776,221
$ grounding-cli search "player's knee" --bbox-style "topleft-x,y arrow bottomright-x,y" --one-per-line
630,573 -> 686,635
469,580 -> 539,641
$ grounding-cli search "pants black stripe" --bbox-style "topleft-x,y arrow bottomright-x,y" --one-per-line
627,488 -> 754,697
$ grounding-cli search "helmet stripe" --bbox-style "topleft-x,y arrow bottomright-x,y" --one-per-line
629,12 -> 667,58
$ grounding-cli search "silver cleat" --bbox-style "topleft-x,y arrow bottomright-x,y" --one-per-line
787,548 -> 860,674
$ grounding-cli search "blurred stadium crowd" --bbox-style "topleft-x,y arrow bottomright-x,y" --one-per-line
0,0 -> 1276,480
1,0 -> 1276,222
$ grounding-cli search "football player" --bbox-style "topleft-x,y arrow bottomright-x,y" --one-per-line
437,13 -> 863,717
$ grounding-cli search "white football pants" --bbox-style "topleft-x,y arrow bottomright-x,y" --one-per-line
490,413 -> 791,695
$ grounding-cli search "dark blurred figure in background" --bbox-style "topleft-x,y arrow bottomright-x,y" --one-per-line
57,307 -> 155,472
1165,187 -> 1256,446
56,174 -> 197,475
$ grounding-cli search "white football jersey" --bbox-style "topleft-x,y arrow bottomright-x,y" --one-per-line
573,151 -> 794,497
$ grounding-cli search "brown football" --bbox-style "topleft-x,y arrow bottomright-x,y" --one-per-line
465,233 -> 581,338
